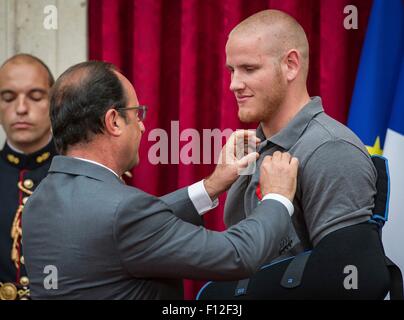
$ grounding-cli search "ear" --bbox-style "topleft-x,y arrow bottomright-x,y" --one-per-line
104,108 -> 124,137
284,49 -> 301,81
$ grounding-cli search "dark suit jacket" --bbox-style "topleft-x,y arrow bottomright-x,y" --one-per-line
22,156 -> 293,299
0,140 -> 57,284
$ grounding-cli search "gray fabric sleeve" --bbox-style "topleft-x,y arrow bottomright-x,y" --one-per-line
114,194 -> 293,281
159,187 -> 203,226
300,139 -> 377,246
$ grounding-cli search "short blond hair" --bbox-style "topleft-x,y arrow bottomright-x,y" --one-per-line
230,10 -> 309,79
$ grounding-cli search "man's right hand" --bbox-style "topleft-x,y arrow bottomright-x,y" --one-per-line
259,151 -> 299,202
204,130 -> 260,200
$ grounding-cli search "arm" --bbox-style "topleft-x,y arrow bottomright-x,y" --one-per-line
301,139 -> 377,246
159,186 -> 203,226
114,193 -> 294,281
115,151 -> 299,281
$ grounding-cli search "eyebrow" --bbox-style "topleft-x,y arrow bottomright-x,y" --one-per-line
0,88 -> 48,95
28,88 -> 48,94
225,63 -> 261,69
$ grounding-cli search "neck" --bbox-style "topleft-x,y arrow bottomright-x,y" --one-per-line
8,133 -> 52,155
261,88 -> 311,139
67,142 -> 123,177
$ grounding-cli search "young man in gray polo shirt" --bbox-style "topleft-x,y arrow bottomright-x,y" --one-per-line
216,9 -> 390,299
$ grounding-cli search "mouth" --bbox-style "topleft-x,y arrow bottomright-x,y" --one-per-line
12,122 -> 33,129
236,95 -> 253,104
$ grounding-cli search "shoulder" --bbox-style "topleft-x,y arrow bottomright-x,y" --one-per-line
312,113 -> 368,148
293,113 -> 372,169
297,138 -> 377,196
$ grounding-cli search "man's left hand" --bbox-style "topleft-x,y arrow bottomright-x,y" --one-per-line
204,130 -> 260,200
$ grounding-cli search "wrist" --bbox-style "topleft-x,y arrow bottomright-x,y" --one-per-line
203,175 -> 223,200
262,193 -> 294,216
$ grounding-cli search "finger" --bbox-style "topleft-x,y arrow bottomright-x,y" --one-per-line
233,130 -> 247,149
282,152 -> 291,163
234,129 -> 248,139
226,132 -> 237,153
249,136 -> 260,146
262,155 -> 272,165
244,140 -> 258,154
231,130 -> 249,143
291,157 -> 299,170
220,133 -> 238,165
223,133 -> 235,152
241,130 -> 259,142
236,130 -> 258,155
238,152 -> 259,168
272,151 -> 282,161
245,129 -> 257,137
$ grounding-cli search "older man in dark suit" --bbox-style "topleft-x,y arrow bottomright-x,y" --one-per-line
22,61 -> 299,299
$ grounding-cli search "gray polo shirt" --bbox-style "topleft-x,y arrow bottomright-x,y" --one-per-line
224,96 -> 377,258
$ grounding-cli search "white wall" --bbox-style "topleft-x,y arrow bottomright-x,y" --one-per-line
0,0 -> 88,147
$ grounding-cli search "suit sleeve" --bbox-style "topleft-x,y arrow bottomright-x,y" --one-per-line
159,186 -> 203,226
114,192 -> 294,281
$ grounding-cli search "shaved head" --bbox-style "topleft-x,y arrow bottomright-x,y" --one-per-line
230,10 -> 309,79
225,10 -> 312,133
0,53 -> 54,87
0,54 -> 53,154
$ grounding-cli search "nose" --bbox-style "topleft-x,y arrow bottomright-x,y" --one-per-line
229,72 -> 246,92
16,96 -> 29,115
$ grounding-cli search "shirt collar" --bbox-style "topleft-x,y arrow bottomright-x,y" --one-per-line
0,138 -> 58,170
257,96 -> 324,150
48,156 -> 125,185
74,157 -> 120,178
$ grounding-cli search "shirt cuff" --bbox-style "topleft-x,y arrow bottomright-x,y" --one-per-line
188,180 -> 219,215
262,193 -> 294,216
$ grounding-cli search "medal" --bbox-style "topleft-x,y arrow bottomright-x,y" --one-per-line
0,283 -> 18,300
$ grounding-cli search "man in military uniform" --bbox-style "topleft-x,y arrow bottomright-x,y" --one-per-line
0,54 -> 57,300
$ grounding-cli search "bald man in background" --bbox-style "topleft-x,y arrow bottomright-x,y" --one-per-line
200,10 -> 391,299
0,54 -> 57,300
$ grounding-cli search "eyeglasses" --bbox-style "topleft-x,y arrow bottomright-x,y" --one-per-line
116,105 -> 148,122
